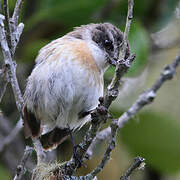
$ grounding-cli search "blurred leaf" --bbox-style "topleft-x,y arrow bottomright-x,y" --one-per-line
112,0 -> 153,17
23,39 -> 49,62
0,164 -> 11,180
127,22 -> 149,76
8,0 -> 16,12
119,111 -> 180,174
154,0 -> 179,30
26,0 -> 108,30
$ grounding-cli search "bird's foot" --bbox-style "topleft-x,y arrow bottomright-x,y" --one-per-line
67,125 -> 86,168
91,97 -> 112,124
72,145 -> 86,168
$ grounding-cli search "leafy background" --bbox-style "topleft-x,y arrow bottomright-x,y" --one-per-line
0,0 -> 180,179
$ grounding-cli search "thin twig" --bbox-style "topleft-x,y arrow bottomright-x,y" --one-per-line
85,127 -> 111,160
123,0 -> 134,45
86,120 -> 118,178
10,0 -> 24,55
11,22 -> 24,54
0,118 -> 23,153
33,139 -> 46,164
12,0 -> 24,26
104,0 -> 135,108
3,0 -> 10,29
0,14 -> 24,113
120,157 -> 145,180
3,0 -> 12,53
13,146 -> 34,180
3,0 -> 24,56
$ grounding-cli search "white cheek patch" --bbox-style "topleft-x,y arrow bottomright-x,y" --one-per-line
86,41 -> 108,73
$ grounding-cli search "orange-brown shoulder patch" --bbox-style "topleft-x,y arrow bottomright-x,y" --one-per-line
66,40 -> 100,73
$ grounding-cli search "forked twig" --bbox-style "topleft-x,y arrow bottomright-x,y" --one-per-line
120,157 -> 145,180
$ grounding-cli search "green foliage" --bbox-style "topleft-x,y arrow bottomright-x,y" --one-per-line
23,39 -> 49,62
127,21 -> 149,76
112,0 -> 179,30
7,0 -> 16,12
110,0 -> 153,18
154,0 -> 179,30
26,0 -> 108,30
119,112 -> 180,174
0,164 -> 11,180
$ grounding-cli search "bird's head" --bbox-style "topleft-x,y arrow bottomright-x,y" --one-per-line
68,23 -> 128,72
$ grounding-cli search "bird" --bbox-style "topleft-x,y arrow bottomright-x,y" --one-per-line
23,23 -> 124,151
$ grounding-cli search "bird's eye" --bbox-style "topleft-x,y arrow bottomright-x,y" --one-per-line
104,39 -> 114,51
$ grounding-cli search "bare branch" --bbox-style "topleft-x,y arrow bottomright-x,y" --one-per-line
85,127 -> 111,160
0,0 -> 25,112
0,118 -> 23,153
123,0 -> 134,44
120,157 -> 145,180
13,146 -> 34,180
104,0 -> 135,108
0,14 -> 24,113
33,139 -> 46,164
2,0 -> 24,56
10,0 -> 24,55
3,0 -> 12,53
3,0 -> 9,27
12,0 -> 24,26
63,119 -> 103,175
86,120 -> 118,178
11,22 -> 24,54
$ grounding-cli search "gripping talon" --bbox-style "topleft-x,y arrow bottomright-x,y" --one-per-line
67,125 -> 85,168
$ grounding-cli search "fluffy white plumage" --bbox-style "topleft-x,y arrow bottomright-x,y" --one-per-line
24,36 -> 106,134
23,23 -> 123,149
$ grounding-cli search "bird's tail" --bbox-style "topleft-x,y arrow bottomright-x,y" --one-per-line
23,105 -> 69,150
22,105 -> 41,138
40,127 -> 69,151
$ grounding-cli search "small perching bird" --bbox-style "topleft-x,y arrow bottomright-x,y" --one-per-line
23,23 -> 126,150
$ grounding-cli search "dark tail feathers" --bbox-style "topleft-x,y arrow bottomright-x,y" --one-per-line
22,105 -> 41,138
40,127 -> 69,151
